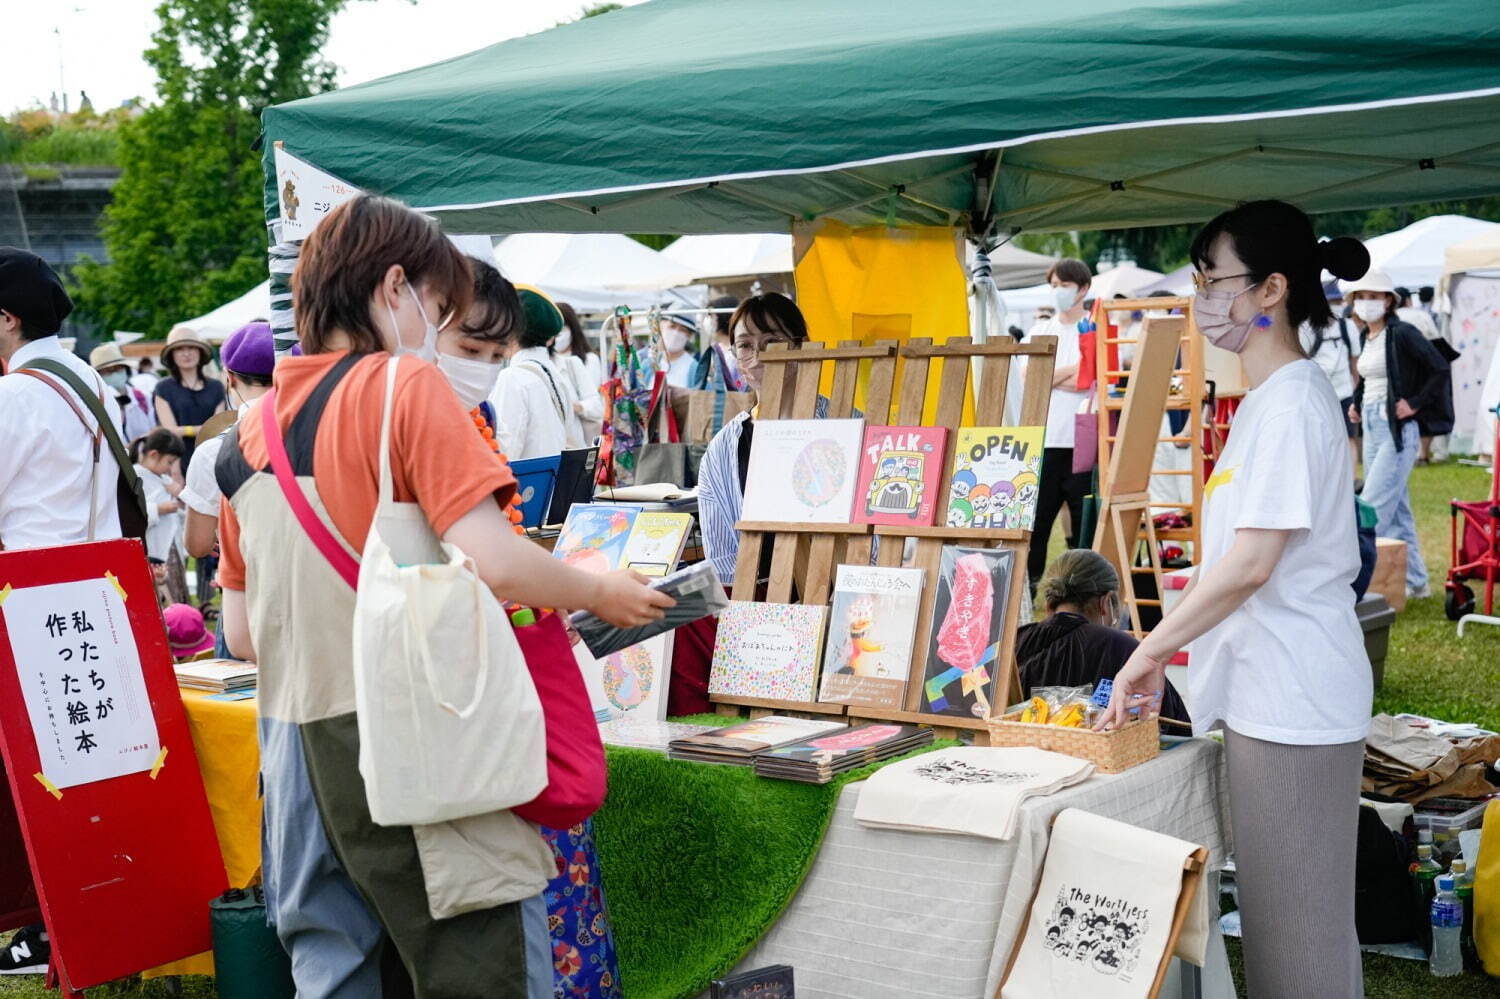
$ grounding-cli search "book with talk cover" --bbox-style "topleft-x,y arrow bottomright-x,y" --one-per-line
852,425 -> 949,526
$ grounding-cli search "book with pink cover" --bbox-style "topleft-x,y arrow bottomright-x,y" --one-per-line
852,426 -> 949,526
708,601 -> 828,703
919,545 -> 1015,719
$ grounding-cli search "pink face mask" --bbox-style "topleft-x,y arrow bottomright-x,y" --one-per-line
1193,281 -> 1265,353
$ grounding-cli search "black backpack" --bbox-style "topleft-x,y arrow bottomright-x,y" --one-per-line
1354,803 -> 1418,944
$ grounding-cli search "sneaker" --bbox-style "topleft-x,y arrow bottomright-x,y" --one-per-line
0,924 -> 48,974
1407,585 -> 1432,600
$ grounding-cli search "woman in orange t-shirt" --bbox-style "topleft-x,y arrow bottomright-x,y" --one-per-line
218,195 -> 669,998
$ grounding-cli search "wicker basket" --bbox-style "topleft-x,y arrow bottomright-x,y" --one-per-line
984,712 -> 1160,774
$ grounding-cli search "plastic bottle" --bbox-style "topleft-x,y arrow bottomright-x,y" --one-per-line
1430,874 -> 1464,977
1411,844 -> 1443,954
1450,859 -> 1477,971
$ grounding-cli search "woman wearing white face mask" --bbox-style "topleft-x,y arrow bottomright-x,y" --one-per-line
486,284 -> 586,460
216,195 -> 670,997
1345,269 -> 1449,599
1098,200 -> 1373,999
659,313 -> 698,388
1022,258 -> 1095,590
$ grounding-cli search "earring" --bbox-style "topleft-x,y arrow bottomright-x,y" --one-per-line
1254,314 -> 1273,328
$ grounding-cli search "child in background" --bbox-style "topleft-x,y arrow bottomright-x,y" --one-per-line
131,429 -> 187,604
163,603 -> 215,662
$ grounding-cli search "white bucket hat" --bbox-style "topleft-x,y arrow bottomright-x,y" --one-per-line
1341,269 -> 1396,298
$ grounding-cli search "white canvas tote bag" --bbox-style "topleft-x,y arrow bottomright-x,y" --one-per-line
352,358 -> 547,826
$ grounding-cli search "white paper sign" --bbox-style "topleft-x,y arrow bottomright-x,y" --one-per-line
2,579 -> 160,789
274,145 -> 361,242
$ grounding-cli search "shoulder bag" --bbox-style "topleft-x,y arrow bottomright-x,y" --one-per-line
13,358 -> 149,540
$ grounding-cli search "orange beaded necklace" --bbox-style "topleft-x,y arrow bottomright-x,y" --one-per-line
472,407 -> 528,536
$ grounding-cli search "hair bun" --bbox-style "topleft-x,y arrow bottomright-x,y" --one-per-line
1319,237 -> 1370,282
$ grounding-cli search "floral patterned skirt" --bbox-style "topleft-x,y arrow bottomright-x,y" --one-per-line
541,819 -> 622,998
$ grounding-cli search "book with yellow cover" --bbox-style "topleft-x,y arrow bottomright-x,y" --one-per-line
621,511 -> 695,577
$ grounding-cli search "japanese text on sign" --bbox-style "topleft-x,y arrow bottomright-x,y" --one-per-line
3,578 -> 159,789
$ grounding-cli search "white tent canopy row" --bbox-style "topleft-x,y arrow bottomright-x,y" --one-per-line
1364,214 -> 1497,292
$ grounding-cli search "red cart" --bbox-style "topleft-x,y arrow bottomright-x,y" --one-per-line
1446,403 -> 1500,623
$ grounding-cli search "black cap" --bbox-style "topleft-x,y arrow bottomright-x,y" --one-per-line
0,248 -> 73,335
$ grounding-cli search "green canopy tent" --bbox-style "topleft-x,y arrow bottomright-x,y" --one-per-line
262,0 -> 1500,238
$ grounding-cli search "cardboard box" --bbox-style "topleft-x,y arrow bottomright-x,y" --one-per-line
1370,538 -> 1408,613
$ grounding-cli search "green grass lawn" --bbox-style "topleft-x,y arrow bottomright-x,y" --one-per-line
2,464 -> 1496,997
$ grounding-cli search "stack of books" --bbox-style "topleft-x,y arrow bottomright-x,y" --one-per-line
753,723 -> 934,784
174,659 -> 257,694
667,716 -> 845,766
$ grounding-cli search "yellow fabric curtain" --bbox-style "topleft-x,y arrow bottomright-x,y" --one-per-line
793,221 -> 972,424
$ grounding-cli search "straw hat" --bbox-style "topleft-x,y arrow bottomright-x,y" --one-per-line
88,341 -> 134,373
163,325 -> 215,364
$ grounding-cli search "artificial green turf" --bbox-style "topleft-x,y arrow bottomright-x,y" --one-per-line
594,717 -> 957,999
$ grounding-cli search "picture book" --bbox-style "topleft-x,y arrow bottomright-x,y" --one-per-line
919,546 -> 1015,719
945,427 -> 1046,530
710,965 -> 795,999
668,715 -> 846,766
852,426 -> 949,526
597,717 -> 717,753
740,418 -> 865,524
817,565 -> 925,710
573,632 -> 673,721
708,601 -> 828,704
752,724 -> 934,783
552,503 -> 638,574
621,511 -> 694,577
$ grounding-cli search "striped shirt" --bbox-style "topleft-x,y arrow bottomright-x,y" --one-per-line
698,397 -> 831,582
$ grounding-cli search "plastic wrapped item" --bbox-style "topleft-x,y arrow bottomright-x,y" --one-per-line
1021,685 -> 1095,728
570,560 -> 728,658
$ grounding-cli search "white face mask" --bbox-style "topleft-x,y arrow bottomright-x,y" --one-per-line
1352,299 -> 1387,323
385,284 -> 439,362
1052,284 -> 1080,312
662,328 -> 689,354
553,327 -> 572,353
437,352 -> 504,410
102,369 -> 131,392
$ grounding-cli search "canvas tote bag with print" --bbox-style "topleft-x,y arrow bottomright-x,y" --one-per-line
352,358 -> 548,827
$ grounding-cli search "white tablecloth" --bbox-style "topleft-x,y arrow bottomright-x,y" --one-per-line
723,738 -> 1234,999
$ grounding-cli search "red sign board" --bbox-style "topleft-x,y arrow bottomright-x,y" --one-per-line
0,540 -> 226,994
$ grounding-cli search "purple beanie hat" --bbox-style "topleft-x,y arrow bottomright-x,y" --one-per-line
220,321 -> 275,377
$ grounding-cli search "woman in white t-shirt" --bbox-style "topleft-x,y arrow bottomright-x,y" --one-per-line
1097,201 -> 1373,999
1021,258 -> 1094,589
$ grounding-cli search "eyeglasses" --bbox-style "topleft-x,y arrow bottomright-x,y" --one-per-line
732,332 -> 793,360
1191,271 -> 1255,293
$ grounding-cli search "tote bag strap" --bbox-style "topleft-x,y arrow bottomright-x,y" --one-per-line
376,356 -> 400,506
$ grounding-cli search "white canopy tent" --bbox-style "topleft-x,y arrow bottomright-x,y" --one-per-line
1088,262 -> 1166,301
660,233 -> 794,283
492,233 -> 691,312
1363,214 -> 1498,291
177,279 -> 272,344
